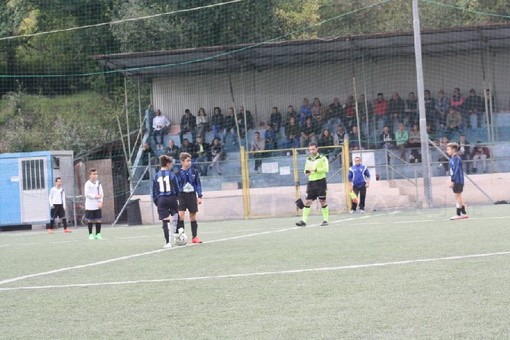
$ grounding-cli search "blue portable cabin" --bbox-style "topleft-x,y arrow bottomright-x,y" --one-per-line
0,150 -> 74,230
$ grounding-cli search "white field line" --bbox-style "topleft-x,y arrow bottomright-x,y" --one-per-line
0,213 -> 387,286
1,251 -> 509,292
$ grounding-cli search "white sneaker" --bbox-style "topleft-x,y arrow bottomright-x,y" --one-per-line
450,215 -> 462,220
178,227 -> 184,236
359,209 -> 365,214
349,210 -> 355,214
163,242 -> 172,248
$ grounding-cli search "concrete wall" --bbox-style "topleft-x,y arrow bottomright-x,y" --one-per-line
134,172 -> 509,224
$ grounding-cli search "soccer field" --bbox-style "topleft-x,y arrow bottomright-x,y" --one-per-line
1,205 -> 510,339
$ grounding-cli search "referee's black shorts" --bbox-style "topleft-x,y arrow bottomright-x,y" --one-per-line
178,192 -> 199,213
306,178 -> 327,201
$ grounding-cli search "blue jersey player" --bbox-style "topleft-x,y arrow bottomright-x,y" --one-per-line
446,142 -> 468,220
152,155 -> 181,248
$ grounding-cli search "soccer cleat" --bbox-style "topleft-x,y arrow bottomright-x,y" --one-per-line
88,233 -> 95,240
192,236 -> 203,244
321,221 -> 328,226
460,214 -> 469,219
95,233 -> 103,240
163,242 -> 172,249
48,229 -> 54,234
178,227 -> 184,236
295,220 -> 306,227
450,215 -> 463,220
63,229 -> 72,233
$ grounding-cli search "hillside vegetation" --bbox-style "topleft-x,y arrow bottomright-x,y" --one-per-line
0,92 -> 123,155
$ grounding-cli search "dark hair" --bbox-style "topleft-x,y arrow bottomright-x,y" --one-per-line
55,177 -> 61,182
180,152 -> 192,161
185,109 -> 191,114
88,168 -> 97,175
309,142 -> 318,148
159,154 -> 173,168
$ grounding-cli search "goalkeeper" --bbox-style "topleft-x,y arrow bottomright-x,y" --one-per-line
296,142 -> 330,227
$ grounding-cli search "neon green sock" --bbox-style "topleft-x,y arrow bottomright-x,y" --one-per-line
321,206 -> 329,222
302,207 -> 310,223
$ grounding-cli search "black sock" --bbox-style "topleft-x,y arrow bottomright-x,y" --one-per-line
96,223 -> 101,234
461,206 -> 466,214
62,218 -> 68,229
50,220 -> 55,229
191,221 -> 198,238
88,223 -> 93,234
456,208 -> 461,216
178,220 -> 185,231
162,221 -> 170,243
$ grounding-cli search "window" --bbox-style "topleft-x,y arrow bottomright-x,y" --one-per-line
22,159 -> 45,191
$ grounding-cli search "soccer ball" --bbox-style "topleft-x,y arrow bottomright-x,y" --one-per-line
175,231 -> 188,246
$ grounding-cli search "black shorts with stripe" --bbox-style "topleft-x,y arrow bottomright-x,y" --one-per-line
306,178 -> 327,201
452,183 -> 464,193
85,209 -> 102,222
178,192 -> 199,213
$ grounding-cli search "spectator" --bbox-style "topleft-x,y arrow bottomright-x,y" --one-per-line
445,107 -> 462,139
180,138 -> 194,155
311,97 -> 326,122
333,125 -> 348,146
379,126 -> 395,150
264,122 -> 278,151
471,142 -> 490,173
300,117 -> 317,147
284,116 -> 300,154
270,107 -> 282,136
239,105 -> 254,131
251,131 -> 265,172
395,122 -> 409,160
193,136 -> 210,176
349,126 -> 366,151
450,87 -> 466,128
211,107 -> 224,140
374,93 -> 389,132
164,139 -> 180,160
196,108 -> 209,141
223,107 -> 236,145
405,92 -> 418,126
209,138 -> 224,175
436,89 -> 450,130
408,124 -> 421,163
298,98 -> 312,127
319,128 -> 334,156
389,92 -> 405,128
326,97 -> 343,132
152,109 -> 171,150
424,89 -> 437,127
285,105 -> 298,124
457,134 -> 471,174
180,109 -> 197,144
464,89 -> 484,128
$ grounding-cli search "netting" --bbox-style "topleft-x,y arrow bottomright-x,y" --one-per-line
1,0 -> 510,227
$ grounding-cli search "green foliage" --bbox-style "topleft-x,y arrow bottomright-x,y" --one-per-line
0,91 -> 121,154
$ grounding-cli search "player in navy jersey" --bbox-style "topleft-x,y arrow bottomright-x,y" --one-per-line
446,142 -> 468,220
177,152 -> 204,243
152,155 -> 181,248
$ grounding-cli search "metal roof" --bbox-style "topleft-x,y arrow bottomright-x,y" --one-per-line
95,23 -> 510,78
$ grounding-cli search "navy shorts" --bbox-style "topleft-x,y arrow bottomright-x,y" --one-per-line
178,192 -> 199,213
157,195 -> 178,220
50,204 -> 66,219
452,183 -> 464,193
85,209 -> 102,222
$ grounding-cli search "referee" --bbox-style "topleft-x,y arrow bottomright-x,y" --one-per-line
296,142 -> 330,227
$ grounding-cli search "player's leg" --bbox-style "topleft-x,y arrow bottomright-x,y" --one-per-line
359,185 -> 367,211
94,210 -> 103,240
158,196 -> 172,247
189,195 -> 202,243
319,198 -> 329,226
351,187 -> 360,212
49,207 -> 56,234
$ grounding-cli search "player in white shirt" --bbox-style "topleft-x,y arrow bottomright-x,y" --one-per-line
84,168 -> 104,240
48,177 -> 71,234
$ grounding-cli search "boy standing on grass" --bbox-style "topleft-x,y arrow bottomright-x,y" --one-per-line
84,168 -> 104,240
48,177 -> 71,234
177,152 -> 203,243
348,156 -> 371,214
153,155 -> 181,248
447,142 -> 468,220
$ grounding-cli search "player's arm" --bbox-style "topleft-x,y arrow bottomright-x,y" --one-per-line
152,176 -> 159,205
363,167 -> 371,187
315,156 -> 329,174
48,188 -> 54,208
195,170 -> 203,200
